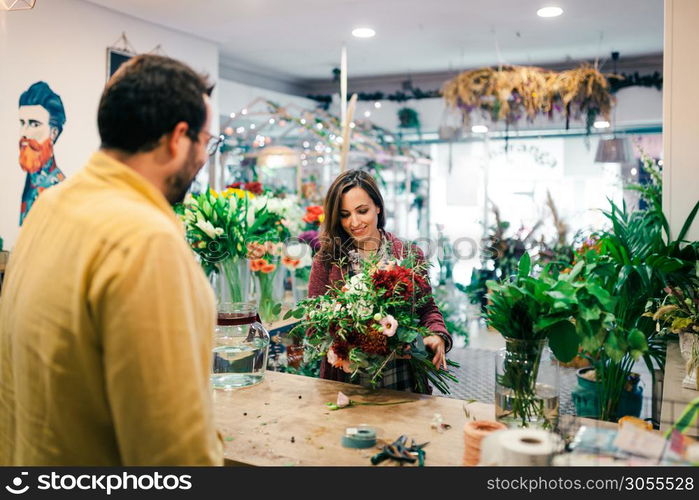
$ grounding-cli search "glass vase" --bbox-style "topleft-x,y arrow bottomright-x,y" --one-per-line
253,258 -> 285,323
214,256 -> 250,304
292,271 -> 309,304
212,302 -> 270,389
495,338 -> 559,429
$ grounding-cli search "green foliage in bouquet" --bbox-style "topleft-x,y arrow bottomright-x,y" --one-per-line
285,252 -> 459,394
486,253 -> 580,361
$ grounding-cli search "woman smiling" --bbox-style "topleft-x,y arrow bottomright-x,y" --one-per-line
308,169 -> 452,393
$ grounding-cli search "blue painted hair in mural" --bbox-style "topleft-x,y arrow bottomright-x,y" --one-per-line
19,81 -> 66,140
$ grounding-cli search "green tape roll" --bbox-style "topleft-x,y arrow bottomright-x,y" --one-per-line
341,426 -> 377,449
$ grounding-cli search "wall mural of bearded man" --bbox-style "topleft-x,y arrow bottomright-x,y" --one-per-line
18,81 -> 66,225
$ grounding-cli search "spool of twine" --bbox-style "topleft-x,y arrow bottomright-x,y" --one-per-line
463,420 -> 507,466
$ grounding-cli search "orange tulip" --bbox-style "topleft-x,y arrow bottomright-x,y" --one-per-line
249,258 -> 268,272
282,256 -> 300,268
260,263 -> 277,274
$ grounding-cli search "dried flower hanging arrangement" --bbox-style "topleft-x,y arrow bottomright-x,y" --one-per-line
442,64 -> 617,134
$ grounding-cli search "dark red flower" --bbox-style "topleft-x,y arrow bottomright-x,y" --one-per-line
371,265 -> 429,302
359,328 -> 389,355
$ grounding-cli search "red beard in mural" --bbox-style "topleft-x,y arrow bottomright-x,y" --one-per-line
19,137 -> 54,174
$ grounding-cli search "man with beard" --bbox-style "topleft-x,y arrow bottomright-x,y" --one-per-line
0,55 -> 223,465
18,81 -> 66,225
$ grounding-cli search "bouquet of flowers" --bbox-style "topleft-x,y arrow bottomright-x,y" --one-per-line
296,205 -> 324,254
246,195 -> 294,322
175,188 -> 251,301
285,253 -> 458,394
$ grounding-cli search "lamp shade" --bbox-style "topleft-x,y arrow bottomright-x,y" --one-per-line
594,137 -> 633,164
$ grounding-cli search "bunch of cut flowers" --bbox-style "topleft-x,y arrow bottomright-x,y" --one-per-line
285,253 -> 458,394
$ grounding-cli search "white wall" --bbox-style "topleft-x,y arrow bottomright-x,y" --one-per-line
0,0 -> 219,250
663,0 -> 699,242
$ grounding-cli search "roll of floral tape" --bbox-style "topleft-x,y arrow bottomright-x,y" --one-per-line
341,426 -> 377,448
463,420 -> 507,466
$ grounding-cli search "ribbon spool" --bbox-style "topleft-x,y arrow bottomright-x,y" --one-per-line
341,426 -> 377,449
463,420 -> 507,466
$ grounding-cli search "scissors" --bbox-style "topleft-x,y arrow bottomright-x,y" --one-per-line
370,435 -> 429,466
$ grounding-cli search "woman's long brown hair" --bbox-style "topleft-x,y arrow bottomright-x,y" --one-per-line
318,169 -> 386,264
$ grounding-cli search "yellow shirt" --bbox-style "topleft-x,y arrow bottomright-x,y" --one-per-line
0,151 -> 223,465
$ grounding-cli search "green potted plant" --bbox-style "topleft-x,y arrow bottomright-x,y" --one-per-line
568,192 -> 699,421
486,253 -> 579,429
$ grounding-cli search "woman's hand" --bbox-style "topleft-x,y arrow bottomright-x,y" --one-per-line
424,335 -> 447,370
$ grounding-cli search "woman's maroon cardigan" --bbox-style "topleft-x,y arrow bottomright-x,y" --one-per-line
307,231 -> 453,382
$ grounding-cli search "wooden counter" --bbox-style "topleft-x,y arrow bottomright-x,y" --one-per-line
213,371 -> 609,466
213,371 -> 494,466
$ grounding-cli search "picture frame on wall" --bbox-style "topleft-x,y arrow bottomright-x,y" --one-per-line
106,48 -> 134,80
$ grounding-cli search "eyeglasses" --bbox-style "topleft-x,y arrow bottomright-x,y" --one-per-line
206,134 -> 224,156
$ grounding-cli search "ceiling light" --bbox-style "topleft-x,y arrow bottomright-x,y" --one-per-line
229,112 -> 236,118
471,125 -> 489,134
352,27 -> 376,38
537,6 -> 563,18
630,168 -> 638,176
593,120 -> 610,129
241,108 -> 248,115
364,111 -> 371,118
374,101 -> 382,109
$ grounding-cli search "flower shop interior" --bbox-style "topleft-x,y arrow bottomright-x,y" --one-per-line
1,0 -> 699,468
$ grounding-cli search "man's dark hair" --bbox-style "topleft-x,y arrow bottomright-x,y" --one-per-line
98,54 -> 213,154
19,81 -> 66,140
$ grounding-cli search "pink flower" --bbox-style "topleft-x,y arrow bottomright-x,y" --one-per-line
336,391 -> 351,408
327,347 -> 353,373
379,315 -> 398,337
327,347 -> 338,365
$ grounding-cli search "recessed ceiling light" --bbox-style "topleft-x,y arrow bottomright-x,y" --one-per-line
593,120 -> 611,129
537,6 -> 563,18
471,125 -> 489,134
352,27 -> 376,38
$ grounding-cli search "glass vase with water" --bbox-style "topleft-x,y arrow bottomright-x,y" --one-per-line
212,302 -> 270,389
